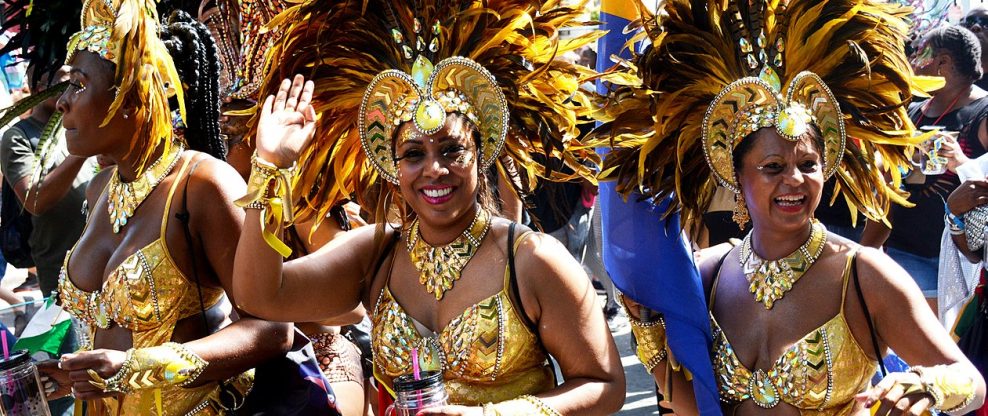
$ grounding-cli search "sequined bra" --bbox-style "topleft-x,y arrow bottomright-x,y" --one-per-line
58,158 -> 236,415
371,231 -> 556,406
710,249 -> 877,415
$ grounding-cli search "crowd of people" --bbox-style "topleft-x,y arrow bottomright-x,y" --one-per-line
0,0 -> 983,415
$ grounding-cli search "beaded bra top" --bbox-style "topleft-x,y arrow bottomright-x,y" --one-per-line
58,158 -> 231,415
710,249 -> 877,415
371,232 -> 555,406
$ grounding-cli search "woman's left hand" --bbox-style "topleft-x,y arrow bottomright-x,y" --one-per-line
415,405 -> 484,415
58,349 -> 127,400
855,371 -> 934,415
938,132 -> 970,173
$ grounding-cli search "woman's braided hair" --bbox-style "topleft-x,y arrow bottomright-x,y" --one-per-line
160,10 -> 225,160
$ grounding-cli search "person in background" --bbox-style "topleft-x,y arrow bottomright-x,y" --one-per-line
0,64 -> 95,299
963,7 -> 988,92
877,25 -> 988,312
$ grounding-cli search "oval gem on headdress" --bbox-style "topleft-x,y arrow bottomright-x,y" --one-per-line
412,56 -> 435,89
746,54 -> 758,69
430,38 -> 439,53
415,99 -> 445,132
392,29 -> 404,44
432,21 -> 441,35
777,104 -> 811,139
758,67 -> 782,92
775,37 -> 785,53
757,30 -> 768,49
414,18 -> 422,34
403,45 -> 414,60
739,37 -> 753,53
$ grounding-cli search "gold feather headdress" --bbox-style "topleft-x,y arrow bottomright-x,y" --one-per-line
66,0 -> 186,176
591,0 -> 943,227
250,0 -> 603,229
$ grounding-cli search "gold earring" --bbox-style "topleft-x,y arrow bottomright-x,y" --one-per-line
733,192 -> 749,229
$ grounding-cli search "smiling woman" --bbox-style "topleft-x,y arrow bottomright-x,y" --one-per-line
591,0 -> 987,413
229,1 -> 625,414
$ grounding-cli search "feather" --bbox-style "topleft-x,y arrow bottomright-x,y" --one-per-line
248,0 -> 601,231
590,0 -> 932,228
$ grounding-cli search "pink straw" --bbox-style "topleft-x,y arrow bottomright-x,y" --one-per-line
410,347 -> 421,381
2,331 -> 8,360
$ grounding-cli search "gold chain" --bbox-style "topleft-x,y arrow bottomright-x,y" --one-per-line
106,143 -> 184,233
739,219 -> 827,309
407,208 -> 492,300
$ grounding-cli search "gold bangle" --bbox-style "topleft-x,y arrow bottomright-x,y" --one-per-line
243,201 -> 266,210
92,343 -> 208,393
909,365 -> 977,413
488,395 -> 562,415
234,152 -> 296,257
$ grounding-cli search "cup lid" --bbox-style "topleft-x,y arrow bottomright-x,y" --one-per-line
0,350 -> 31,371
393,371 -> 443,393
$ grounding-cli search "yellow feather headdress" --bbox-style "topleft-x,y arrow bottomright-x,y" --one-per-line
67,0 -> 185,176
590,0 -> 943,227
250,0 -> 603,229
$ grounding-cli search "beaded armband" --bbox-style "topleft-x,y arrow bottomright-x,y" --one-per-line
482,395 -> 562,416
908,365 -> 977,413
618,293 -> 668,373
964,206 -> 988,251
234,153 -> 296,257
89,342 -> 208,393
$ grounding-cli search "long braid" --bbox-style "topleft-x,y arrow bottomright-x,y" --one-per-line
161,11 -> 226,160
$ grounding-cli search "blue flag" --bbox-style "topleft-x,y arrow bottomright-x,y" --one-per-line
596,2 -> 722,414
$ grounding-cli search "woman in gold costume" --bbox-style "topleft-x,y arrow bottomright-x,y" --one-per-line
43,2 -> 291,414
592,0 -> 987,414
230,1 -> 625,414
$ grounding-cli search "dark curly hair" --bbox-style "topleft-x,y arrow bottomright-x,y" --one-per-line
926,24 -> 984,82
160,10 -> 226,160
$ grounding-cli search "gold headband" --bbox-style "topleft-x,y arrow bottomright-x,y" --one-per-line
359,56 -> 508,184
702,71 -> 845,193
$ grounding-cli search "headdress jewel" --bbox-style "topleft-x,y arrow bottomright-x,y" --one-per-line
359,25 -> 509,184
702,71 -> 845,192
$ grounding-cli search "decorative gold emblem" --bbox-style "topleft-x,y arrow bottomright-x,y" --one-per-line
739,219 -> 827,309
406,208 -> 492,300
106,143 -> 184,233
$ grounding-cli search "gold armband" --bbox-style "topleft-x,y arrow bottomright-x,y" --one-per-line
909,365 -> 977,413
482,395 -> 562,416
234,152 -> 296,257
618,293 -> 668,373
89,342 -> 208,394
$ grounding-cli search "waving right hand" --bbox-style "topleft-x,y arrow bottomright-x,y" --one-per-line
255,74 -> 317,168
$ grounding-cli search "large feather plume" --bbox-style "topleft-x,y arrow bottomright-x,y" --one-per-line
589,0 -> 942,227
81,0 -> 186,177
250,0 -> 603,231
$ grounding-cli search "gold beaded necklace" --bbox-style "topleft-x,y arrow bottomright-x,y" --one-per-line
106,143 -> 184,233
406,208 -> 492,300
739,219 -> 827,309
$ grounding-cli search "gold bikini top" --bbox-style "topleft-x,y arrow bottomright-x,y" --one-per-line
57,157 -> 236,415
371,231 -> 556,406
59,157 -> 224,345
710,249 -> 877,415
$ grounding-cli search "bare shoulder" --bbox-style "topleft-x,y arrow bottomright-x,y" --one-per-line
507,221 -> 584,287
847,245 -> 916,298
697,242 -> 735,288
184,152 -> 246,199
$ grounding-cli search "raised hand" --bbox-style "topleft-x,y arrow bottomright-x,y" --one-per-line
255,74 -> 317,168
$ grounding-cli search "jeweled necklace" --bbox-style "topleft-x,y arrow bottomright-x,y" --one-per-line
406,208 -> 492,300
738,219 -> 827,309
106,143 -> 184,233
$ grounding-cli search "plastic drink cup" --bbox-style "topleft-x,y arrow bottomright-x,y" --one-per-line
385,371 -> 448,416
0,350 -> 50,416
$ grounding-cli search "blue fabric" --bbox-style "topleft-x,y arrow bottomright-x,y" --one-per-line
886,247 -> 938,297
596,3 -> 722,414
598,190 -> 722,415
